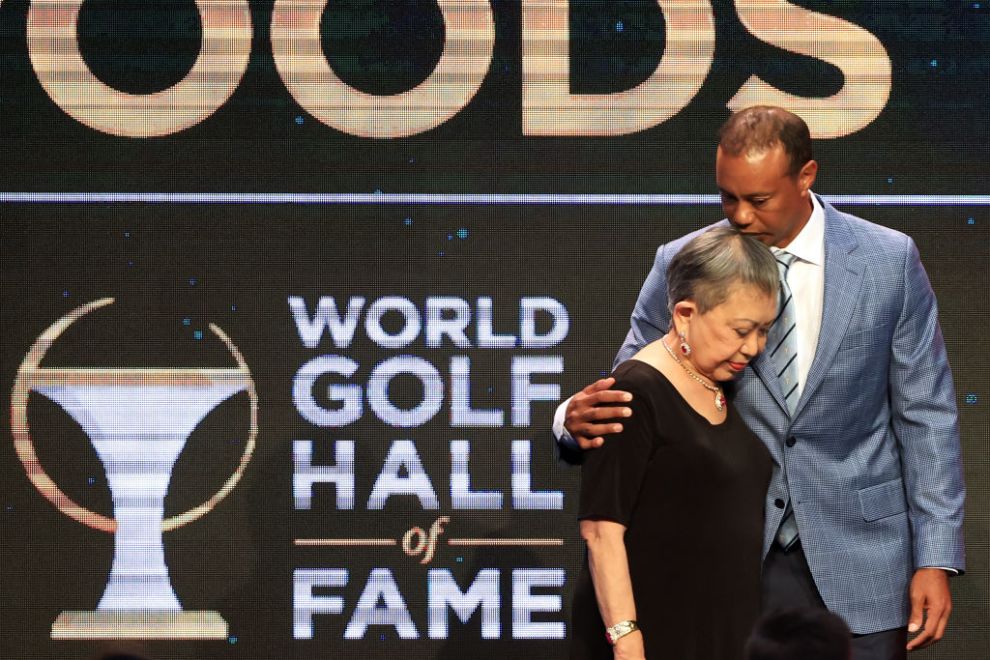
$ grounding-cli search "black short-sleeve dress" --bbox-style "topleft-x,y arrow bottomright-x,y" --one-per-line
569,359 -> 772,660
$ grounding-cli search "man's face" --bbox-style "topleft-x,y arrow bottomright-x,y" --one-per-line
715,145 -> 818,249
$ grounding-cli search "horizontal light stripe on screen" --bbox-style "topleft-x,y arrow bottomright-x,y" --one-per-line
1,193 -> 989,206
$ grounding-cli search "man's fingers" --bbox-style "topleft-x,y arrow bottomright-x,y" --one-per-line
582,389 -> 634,405
566,383 -> 629,420
917,600 -> 949,648
907,629 -> 933,651
907,590 -> 925,635
564,380 -> 633,447
573,419 -> 624,449
907,603 -> 943,651
575,436 -> 605,450
906,568 -> 952,651
906,606 -> 933,650
577,422 -> 624,438
932,602 -> 951,641
907,622 -> 938,651
582,406 -> 633,421
906,597 -> 927,650
580,377 -> 615,394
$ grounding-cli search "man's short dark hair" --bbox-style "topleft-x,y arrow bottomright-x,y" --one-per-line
719,106 -> 814,177
746,608 -> 852,660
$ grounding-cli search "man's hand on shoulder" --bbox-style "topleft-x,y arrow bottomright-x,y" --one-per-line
564,377 -> 633,450
906,567 -> 952,651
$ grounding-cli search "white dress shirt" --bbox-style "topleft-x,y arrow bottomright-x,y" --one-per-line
775,192 -> 826,397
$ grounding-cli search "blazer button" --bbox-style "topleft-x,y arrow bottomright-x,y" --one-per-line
786,437 -> 797,447
774,498 -> 785,509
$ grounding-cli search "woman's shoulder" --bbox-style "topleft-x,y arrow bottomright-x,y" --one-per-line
611,359 -> 676,401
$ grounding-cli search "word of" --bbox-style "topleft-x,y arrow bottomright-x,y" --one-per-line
402,516 -> 451,564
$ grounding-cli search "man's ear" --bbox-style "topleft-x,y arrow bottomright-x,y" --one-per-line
799,159 -> 819,195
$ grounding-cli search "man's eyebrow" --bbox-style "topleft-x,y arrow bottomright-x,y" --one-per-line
718,189 -> 773,198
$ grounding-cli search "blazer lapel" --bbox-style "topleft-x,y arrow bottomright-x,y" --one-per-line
792,199 -> 865,419
750,347 -> 788,414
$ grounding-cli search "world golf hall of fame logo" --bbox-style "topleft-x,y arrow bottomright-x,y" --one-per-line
9,298 -> 258,640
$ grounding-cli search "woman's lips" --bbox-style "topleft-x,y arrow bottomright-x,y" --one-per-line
727,361 -> 748,372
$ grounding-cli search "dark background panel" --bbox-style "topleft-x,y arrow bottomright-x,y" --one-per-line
1,0 -> 988,658
0,203 -> 986,659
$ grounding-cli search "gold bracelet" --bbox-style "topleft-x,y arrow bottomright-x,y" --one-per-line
605,619 -> 639,645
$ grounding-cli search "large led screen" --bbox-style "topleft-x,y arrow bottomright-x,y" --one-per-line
2,1 -> 988,658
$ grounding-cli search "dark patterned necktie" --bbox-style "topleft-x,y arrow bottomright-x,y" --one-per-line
771,250 -> 800,550
770,251 -> 800,414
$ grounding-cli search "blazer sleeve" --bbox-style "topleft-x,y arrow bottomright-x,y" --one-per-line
552,244 -> 674,465
888,236 -> 966,572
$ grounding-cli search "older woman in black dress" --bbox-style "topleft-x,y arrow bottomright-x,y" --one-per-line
570,227 -> 780,660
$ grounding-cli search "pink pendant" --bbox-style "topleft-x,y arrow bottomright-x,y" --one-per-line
715,392 -> 725,412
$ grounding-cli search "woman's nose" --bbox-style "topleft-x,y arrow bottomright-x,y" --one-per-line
742,333 -> 762,357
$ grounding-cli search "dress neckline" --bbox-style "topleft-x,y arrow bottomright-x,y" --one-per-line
623,358 -> 732,429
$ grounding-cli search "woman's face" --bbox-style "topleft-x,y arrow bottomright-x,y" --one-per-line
678,283 -> 778,382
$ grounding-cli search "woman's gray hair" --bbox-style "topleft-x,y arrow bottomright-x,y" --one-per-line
667,226 -> 779,315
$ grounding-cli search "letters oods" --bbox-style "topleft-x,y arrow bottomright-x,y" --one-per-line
26,0 -> 891,139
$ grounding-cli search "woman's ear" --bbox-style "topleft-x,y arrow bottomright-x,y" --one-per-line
671,299 -> 696,333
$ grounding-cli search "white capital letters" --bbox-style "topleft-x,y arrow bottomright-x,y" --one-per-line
425,297 -> 473,348
512,569 -> 566,639
293,439 -> 355,510
477,297 -> 516,348
520,297 -> 569,348
289,296 -> 366,349
367,356 -> 444,427
293,568 -> 348,639
450,357 -> 504,427
511,356 -> 562,426
368,440 -> 440,510
345,569 -> 419,639
428,568 -> 501,639
365,297 -> 421,349
511,440 -> 562,510
450,440 -> 503,509
293,356 -> 362,427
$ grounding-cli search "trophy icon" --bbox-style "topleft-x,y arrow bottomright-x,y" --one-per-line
10,298 -> 258,640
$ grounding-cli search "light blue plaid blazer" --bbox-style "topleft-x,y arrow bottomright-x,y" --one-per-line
613,197 -> 965,634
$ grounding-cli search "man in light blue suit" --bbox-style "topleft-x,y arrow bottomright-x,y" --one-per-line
554,107 -> 965,660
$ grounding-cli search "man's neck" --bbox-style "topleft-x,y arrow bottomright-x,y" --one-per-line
776,195 -> 815,249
